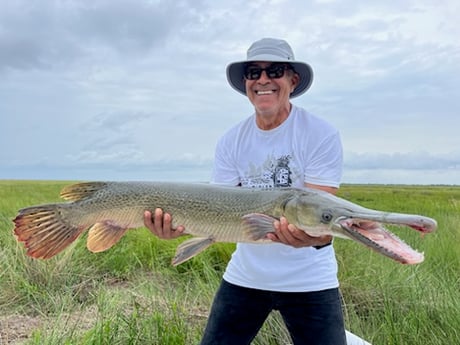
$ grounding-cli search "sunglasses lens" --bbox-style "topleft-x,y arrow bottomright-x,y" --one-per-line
244,67 -> 262,80
244,64 -> 289,80
266,65 -> 285,78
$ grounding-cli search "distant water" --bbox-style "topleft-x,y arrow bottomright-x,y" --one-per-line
0,162 -> 214,183
1,163 -> 459,185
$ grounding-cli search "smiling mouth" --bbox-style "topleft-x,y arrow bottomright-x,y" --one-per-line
256,90 -> 276,95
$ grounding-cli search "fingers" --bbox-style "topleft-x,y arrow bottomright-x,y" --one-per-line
268,217 -> 331,248
143,208 -> 185,239
272,217 -> 307,247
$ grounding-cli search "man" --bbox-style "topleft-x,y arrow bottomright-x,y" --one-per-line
144,38 -> 347,345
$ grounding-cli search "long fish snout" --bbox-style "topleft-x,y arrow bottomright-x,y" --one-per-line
292,189 -> 437,265
334,213 -> 437,264
339,212 -> 437,234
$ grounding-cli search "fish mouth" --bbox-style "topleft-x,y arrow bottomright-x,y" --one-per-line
336,215 -> 436,264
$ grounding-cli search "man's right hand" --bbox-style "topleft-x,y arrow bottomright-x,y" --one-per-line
143,208 -> 185,239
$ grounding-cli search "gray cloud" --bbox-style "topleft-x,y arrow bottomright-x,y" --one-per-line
0,0 -> 202,72
80,110 -> 153,133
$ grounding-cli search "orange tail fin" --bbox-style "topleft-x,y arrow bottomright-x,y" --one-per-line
13,204 -> 85,259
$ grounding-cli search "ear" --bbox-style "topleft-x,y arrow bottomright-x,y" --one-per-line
290,73 -> 300,93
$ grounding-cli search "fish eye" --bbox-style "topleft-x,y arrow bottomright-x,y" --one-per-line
321,211 -> 333,223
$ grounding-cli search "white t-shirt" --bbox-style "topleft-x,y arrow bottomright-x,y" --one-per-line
211,104 -> 343,292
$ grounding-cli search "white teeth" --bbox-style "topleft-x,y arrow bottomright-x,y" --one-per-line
256,90 -> 274,95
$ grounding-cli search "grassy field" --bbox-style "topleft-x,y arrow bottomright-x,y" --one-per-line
0,181 -> 459,344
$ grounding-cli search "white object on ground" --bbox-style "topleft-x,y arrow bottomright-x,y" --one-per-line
346,330 -> 372,345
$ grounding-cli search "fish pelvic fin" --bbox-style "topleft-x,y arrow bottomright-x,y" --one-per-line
13,204 -> 85,259
87,222 -> 129,253
60,182 -> 108,201
242,213 -> 278,241
172,237 -> 215,266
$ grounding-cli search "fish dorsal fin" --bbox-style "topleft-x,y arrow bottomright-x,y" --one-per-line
87,221 -> 128,253
242,213 -> 278,241
60,182 -> 109,201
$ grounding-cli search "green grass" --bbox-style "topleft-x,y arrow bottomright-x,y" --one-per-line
0,181 -> 459,344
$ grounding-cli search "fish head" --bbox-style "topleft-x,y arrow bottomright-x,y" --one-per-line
286,193 -> 339,232
292,188 -> 437,264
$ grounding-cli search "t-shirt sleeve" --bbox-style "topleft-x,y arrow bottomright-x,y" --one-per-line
304,131 -> 343,188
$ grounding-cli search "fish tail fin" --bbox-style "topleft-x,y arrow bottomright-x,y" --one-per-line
172,237 -> 215,266
13,204 -> 85,259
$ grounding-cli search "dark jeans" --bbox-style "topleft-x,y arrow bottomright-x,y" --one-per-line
200,280 -> 346,345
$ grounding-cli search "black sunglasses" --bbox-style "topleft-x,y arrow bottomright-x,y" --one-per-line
243,64 -> 293,80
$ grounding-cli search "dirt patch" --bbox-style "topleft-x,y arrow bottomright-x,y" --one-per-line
0,306 -> 98,345
0,314 -> 42,345
0,276 -> 209,344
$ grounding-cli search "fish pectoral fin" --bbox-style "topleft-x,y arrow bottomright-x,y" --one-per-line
172,237 -> 215,266
87,222 -> 129,253
242,213 -> 278,241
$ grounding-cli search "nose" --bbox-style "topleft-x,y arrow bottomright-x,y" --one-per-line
257,70 -> 271,83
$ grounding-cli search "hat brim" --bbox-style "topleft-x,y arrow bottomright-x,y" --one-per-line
226,60 -> 313,98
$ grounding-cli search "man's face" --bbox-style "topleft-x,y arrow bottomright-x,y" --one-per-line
244,62 -> 299,116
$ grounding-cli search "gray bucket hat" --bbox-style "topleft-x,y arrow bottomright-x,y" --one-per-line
226,38 -> 313,98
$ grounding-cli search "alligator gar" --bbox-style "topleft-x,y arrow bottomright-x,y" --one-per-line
13,181 -> 437,265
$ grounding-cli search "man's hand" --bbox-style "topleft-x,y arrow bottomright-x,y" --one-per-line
143,208 -> 185,239
266,216 -> 332,248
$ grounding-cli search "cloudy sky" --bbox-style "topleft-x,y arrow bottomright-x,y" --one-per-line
1,0 -> 459,185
